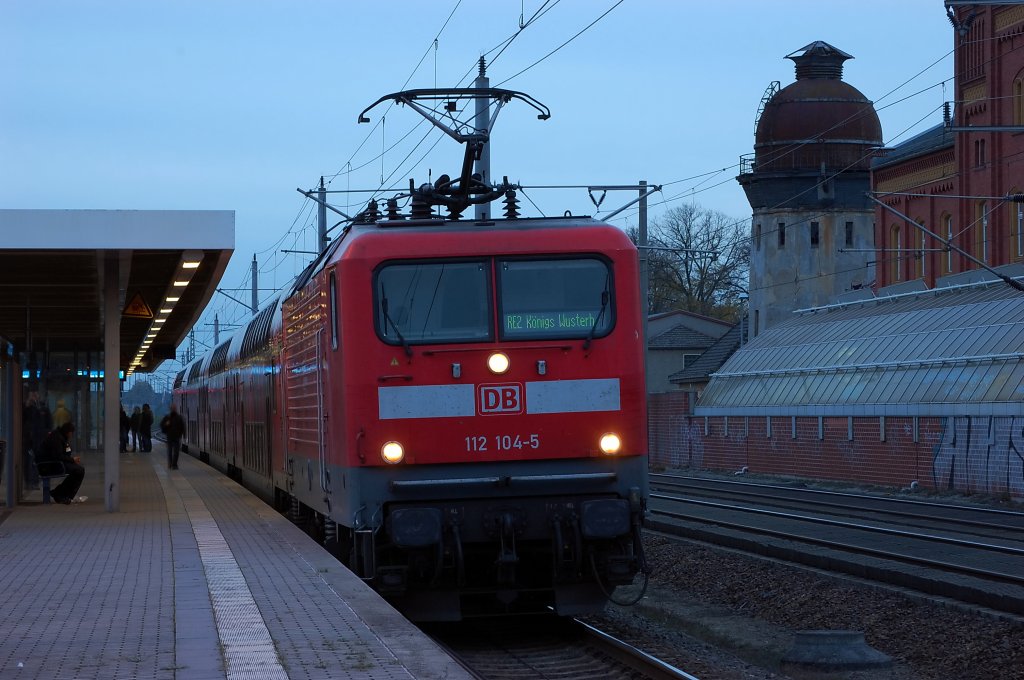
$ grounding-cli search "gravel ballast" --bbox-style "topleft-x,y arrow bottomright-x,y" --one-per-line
581,533 -> 1024,679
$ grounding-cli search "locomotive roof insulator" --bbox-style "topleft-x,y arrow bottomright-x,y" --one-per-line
385,198 -> 403,221
363,199 -> 380,223
410,190 -> 434,220
503,188 -> 520,219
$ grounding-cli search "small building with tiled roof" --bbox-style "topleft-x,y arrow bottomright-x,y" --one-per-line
669,317 -> 748,393
645,310 -> 731,393
645,311 -> 733,472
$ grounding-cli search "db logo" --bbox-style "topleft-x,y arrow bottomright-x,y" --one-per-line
479,383 -> 523,415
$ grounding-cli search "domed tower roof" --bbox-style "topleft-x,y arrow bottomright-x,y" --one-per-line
754,42 -> 882,173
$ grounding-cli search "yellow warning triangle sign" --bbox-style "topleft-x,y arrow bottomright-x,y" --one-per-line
123,293 -> 154,319
390,357 -> 399,366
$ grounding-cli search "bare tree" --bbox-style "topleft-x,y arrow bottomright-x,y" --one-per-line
631,204 -> 749,319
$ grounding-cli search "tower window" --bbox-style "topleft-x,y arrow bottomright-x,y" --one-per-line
845,221 -> 854,248
778,222 -> 786,248
810,222 -> 819,248
755,223 -> 762,250
974,139 -> 986,167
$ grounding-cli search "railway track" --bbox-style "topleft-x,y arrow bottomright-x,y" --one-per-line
646,473 -> 1024,616
652,473 -> 1024,540
424,615 -> 698,680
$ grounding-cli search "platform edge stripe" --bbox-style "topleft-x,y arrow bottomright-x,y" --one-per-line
171,471 -> 289,680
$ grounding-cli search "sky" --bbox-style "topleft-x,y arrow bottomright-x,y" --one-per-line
1,0 -> 954,380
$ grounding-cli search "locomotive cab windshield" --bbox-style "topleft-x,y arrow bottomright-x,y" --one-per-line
374,256 -> 614,344
377,261 -> 491,344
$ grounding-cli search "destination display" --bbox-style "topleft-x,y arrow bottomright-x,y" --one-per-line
503,310 -> 599,336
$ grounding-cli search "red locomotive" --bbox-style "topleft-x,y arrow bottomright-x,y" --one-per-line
175,87 -> 649,620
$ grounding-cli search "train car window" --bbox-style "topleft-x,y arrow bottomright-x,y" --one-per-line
375,261 -> 491,344
209,342 -> 230,375
173,370 -> 186,389
329,271 -> 339,350
241,303 -> 277,360
498,258 -> 614,340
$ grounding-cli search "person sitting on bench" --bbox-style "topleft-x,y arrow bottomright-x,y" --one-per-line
37,422 -> 84,505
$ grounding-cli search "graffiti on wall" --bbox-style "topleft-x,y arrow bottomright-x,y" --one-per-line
932,416 -> 1024,498
677,418 -> 704,469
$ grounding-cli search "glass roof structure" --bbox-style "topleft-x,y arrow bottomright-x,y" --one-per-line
696,277 -> 1024,417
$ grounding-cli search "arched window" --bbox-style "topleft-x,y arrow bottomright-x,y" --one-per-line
1015,75 -> 1024,125
943,214 -> 954,273
913,221 -> 926,280
976,201 -> 989,263
890,225 -> 902,282
1009,191 -> 1023,260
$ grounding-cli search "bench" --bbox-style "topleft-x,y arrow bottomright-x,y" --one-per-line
35,460 -> 68,505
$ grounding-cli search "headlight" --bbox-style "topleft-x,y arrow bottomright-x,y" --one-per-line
381,441 -> 405,464
599,433 -> 621,455
487,352 -> 510,374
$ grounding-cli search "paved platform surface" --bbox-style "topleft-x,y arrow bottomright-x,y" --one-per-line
0,450 -> 470,679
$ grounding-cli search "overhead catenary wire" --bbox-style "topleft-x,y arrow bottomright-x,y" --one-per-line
323,0 -> 569,220
196,7 -> 1007,354
326,5 -> 950,239
190,3 -> 477,346
325,0 -> 465,187
199,1 -> 484,331
649,29 -> 1023,206
496,0 -> 624,87
276,47 -> 954,319
303,12 -> 1004,243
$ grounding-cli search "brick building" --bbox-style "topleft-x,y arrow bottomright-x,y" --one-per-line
874,2 -> 1024,287
651,3 -> 1024,500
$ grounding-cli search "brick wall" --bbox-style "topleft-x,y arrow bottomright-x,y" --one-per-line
648,392 -> 694,469
647,398 -> 1024,500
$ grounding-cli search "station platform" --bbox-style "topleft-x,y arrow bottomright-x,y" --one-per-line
0,449 -> 470,679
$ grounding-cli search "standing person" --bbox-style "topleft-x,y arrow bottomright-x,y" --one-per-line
22,392 -> 46,489
130,407 -> 141,452
140,403 -> 154,452
52,398 -> 72,429
119,404 -> 130,453
38,398 -> 53,436
159,403 -> 186,470
37,422 -> 85,505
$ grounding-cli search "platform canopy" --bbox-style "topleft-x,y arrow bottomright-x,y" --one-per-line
697,267 -> 1024,418
0,209 -> 234,374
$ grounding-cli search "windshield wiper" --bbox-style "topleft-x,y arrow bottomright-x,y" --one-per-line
381,288 -> 413,357
582,289 -> 610,351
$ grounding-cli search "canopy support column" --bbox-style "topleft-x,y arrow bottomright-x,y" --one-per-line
104,253 -> 120,512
